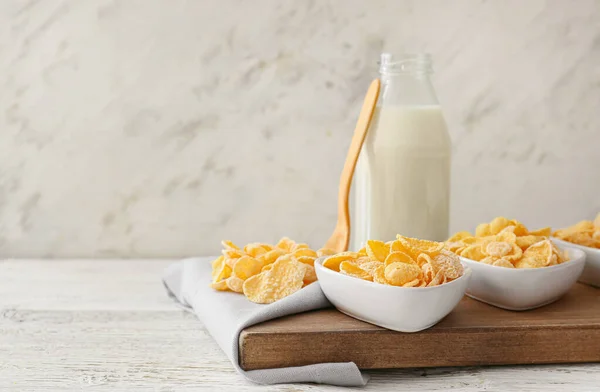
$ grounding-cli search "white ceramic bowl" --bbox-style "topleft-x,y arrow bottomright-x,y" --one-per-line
461,246 -> 586,311
552,238 -> 600,288
314,257 -> 471,332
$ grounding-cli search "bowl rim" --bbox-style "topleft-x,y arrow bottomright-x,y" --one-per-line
314,256 -> 472,292
459,246 -> 586,273
551,237 -> 600,256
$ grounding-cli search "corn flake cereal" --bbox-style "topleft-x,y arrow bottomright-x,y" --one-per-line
460,245 -> 486,261
221,240 -> 239,250
303,264 -> 318,285
384,262 -> 421,286
366,240 -> 389,262
210,279 -> 229,291
322,252 -> 360,272
212,256 -> 232,282
317,248 -> 337,257
244,243 -> 269,257
372,264 -> 387,284
232,256 -> 263,280
447,217 -> 570,268
226,276 -> 245,293
293,248 -> 318,258
210,237 -> 333,303
431,251 -> 464,280
323,235 -> 463,287
396,235 -> 445,257
554,213 -> 600,249
384,251 -> 415,266
340,261 -> 373,281
492,258 -> 515,268
296,256 -> 316,267
360,260 -> 384,275
243,257 -> 306,304
257,249 -> 286,265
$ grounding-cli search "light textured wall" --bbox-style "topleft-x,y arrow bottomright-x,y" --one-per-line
1,0 -> 599,258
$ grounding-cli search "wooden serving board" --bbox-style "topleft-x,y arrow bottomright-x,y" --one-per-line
239,283 -> 600,370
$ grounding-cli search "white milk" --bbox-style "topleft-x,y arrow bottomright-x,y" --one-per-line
352,105 -> 451,248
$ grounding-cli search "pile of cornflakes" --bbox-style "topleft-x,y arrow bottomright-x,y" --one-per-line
553,213 -> 600,249
322,235 -> 464,287
446,217 -> 569,268
210,237 -> 335,304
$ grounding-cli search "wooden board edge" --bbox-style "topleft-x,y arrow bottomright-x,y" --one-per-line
239,325 -> 600,371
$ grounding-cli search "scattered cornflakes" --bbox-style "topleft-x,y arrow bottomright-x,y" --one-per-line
209,237 -> 334,304
553,213 -> 600,249
446,217 -> 570,268
322,234 -> 463,287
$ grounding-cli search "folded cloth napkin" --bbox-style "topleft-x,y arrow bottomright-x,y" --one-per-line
163,257 -> 369,386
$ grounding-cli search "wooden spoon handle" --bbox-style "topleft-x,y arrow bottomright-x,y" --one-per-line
335,79 -> 381,242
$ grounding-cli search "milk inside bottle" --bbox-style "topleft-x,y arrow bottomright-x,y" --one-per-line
351,53 -> 451,249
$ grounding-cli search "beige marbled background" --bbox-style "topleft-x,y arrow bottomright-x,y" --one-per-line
1,0 -> 599,257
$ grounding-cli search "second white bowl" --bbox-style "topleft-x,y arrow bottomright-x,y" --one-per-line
552,238 -> 600,288
314,257 -> 471,332
461,246 -> 586,311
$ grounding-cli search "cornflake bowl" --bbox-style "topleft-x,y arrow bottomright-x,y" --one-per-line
314,257 -> 471,332
460,245 -> 586,311
552,238 -> 600,288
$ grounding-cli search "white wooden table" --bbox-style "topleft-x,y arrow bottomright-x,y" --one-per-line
2,259 -> 599,391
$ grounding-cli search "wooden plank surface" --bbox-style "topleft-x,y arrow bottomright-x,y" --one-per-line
240,284 -> 600,370
2,259 -> 600,391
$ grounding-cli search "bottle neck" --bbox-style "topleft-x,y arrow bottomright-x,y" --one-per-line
378,53 -> 439,106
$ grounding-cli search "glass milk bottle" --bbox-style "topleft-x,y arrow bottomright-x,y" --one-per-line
352,53 -> 451,249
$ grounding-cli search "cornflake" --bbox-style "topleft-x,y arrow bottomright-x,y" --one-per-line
322,235 -> 463,287
553,213 -> 600,249
446,217 -> 570,268
209,237 -> 334,304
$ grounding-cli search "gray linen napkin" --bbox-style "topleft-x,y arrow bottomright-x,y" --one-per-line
162,257 -> 369,386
